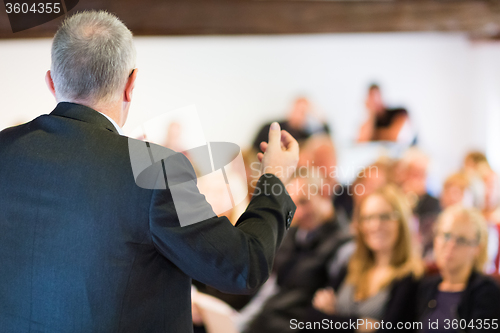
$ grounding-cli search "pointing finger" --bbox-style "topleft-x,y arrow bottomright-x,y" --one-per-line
268,122 -> 281,149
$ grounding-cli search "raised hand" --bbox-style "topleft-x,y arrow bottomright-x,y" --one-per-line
257,122 -> 299,184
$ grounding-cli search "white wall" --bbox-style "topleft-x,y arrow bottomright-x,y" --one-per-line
470,42 -> 500,174
1,33 -> 498,189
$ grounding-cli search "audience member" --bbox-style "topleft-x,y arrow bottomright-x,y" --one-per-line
416,206 -> 500,333
252,97 -> 330,151
440,173 -> 470,209
306,185 -> 423,332
298,134 -> 337,189
398,148 -> 441,260
462,151 -> 490,210
238,170 -> 352,333
460,152 -> 500,273
357,84 -> 413,144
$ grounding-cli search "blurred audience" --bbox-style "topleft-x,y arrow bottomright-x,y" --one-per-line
252,97 -> 330,151
298,134 -> 337,189
306,185 -> 423,332
460,151 -> 500,275
396,148 -> 441,261
462,152 -> 500,223
237,170 -> 352,333
180,90 -> 500,332
416,206 -> 500,332
357,84 -> 414,144
462,151 -> 490,211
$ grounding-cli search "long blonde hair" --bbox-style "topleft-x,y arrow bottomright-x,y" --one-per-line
347,185 -> 423,300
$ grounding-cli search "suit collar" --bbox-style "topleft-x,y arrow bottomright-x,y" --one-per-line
49,102 -> 119,134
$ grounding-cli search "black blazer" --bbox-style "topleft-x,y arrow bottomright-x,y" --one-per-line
0,102 -> 296,333
416,272 -> 500,333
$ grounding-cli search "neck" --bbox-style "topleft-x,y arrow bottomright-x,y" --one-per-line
373,249 -> 392,267
97,104 -> 122,127
67,99 -> 123,127
439,267 -> 472,292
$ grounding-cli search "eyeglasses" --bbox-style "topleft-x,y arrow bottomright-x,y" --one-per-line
359,211 -> 399,225
437,232 -> 478,247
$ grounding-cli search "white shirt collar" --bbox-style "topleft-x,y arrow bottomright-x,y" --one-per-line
100,112 -> 124,136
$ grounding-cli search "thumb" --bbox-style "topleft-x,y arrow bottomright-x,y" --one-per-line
268,122 -> 281,148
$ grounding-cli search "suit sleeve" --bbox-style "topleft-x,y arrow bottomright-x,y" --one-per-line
148,152 -> 296,294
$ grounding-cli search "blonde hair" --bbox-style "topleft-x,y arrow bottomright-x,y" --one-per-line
435,205 -> 489,272
347,184 -> 423,300
464,151 -> 489,167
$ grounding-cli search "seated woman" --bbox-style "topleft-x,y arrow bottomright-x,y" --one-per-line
305,185 -> 423,332
416,206 -> 500,333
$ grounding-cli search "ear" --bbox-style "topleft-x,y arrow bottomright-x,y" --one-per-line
45,70 -> 56,99
124,68 -> 138,103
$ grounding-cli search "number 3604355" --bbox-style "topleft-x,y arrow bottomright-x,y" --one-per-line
5,3 -> 61,14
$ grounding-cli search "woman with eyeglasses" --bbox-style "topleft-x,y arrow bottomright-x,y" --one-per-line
304,185 -> 423,332
416,206 -> 500,333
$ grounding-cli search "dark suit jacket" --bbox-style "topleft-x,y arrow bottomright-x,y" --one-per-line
0,102 -> 296,333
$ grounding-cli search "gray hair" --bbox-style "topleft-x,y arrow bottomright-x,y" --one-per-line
51,11 -> 136,104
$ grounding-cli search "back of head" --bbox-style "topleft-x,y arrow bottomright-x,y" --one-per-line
51,11 -> 136,105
